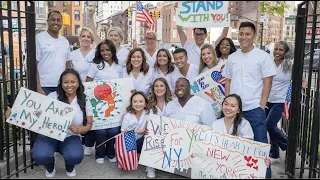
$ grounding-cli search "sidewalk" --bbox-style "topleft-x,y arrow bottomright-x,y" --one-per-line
11,150 -> 288,179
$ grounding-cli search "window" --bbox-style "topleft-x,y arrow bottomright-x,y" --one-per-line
168,28 -> 170,38
75,25 -> 80,35
75,10 -> 80,20
53,1 -> 56,6
74,1 -> 80,6
169,14 -> 170,22
165,29 -> 167,38
286,26 -> 290,30
63,1 -> 68,6
173,29 -> 177,38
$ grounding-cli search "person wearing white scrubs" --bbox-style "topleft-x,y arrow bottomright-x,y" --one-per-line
198,43 -> 219,74
123,48 -> 153,95
84,39 -> 122,165
149,77 -> 173,116
165,77 -> 217,126
88,7 -> 129,67
70,27 -> 95,82
171,48 -> 199,93
143,31 -> 158,68
152,49 -> 177,93
214,37 -> 237,66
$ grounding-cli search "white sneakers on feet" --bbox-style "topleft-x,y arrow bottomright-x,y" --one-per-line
84,146 -> 93,156
45,167 -> 56,178
146,167 -> 156,178
66,168 -> 76,177
96,158 -> 105,164
271,157 -> 280,164
108,157 -> 117,163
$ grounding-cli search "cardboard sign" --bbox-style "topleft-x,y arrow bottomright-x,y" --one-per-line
139,114 -> 211,178
175,1 -> 230,28
190,62 -> 226,118
192,129 -> 270,179
6,87 -> 74,141
83,78 -> 134,130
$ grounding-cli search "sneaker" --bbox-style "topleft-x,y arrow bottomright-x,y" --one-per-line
96,158 -> 105,164
108,157 -> 117,163
45,167 -> 56,178
271,157 -> 280,164
66,168 -> 76,177
146,167 -> 156,178
84,146 -> 93,156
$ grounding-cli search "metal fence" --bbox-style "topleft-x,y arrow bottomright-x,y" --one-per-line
286,1 -> 320,178
0,1 -> 37,179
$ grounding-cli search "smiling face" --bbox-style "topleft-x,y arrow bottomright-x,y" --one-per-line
154,80 -> 167,98
132,94 -> 146,113
219,39 -> 231,56
157,50 -> 169,66
193,29 -> 207,46
145,33 -> 156,48
108,30 -> 121,47
174,52 -> 188,69
62,73 -> 79,96
47,12 -> 62,34
222,96 -> 240,119
175,78 -> 190,99
201,48 -> 215,67
79,30 -> 93,47
238,27 -> 255,51
273,43 -> 286,61
131,51 -> 143,68
100,43 -> 112,62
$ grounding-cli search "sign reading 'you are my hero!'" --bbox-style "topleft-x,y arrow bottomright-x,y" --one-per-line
176,1 -> 230,28
6,87 -> 74,141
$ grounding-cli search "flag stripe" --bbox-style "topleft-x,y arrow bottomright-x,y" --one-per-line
115,130 -> 138,171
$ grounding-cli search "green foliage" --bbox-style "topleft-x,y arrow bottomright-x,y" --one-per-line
260,1 -> 290,16
1,1 -> 7,8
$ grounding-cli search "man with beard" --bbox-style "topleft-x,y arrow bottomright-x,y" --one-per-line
164,77 -> 216,126
36,10 -> 71,95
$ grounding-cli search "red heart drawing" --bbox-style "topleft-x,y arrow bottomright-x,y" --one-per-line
21,122 -> 25,126
246,163 -> 253,168
244,156 -> 252,162
252,158 -> 258,164
253,166 -> 258,171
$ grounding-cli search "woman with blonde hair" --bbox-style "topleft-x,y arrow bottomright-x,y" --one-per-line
70,27 -> 96,82
199,43 -> 219,74
88,8 -> 129,67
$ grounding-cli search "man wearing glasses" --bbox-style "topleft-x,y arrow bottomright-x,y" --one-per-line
36,10 -> 71,95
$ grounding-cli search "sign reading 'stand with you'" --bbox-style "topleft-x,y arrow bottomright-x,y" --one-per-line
6,87 -> 74,141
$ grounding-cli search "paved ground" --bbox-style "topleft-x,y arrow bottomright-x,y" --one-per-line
10,150 -> 288,179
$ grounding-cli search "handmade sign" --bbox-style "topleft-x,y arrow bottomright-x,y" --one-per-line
139,114 -> 211,178
175,1 -> 230,28
83,78 -> 134,130
191,129 -> 270,179
6,87 -> 74,141
190,62 -> 226,117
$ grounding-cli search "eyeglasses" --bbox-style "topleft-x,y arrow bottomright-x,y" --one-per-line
194,33 -> 206,37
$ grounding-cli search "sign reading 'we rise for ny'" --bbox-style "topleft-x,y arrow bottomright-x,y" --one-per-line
175,1 -> 230,28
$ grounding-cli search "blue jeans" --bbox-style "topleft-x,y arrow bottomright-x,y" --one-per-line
137,136 -> 144,154
266,102 -> 288,159
243,107 -> 271,179
31,135 -> 84,173
42,87 -> 57,95
95,127 -> 121,159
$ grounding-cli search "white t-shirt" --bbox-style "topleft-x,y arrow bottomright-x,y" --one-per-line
144,49 -> 158,69
222,48 -> 277,111
121,110 -> 149,140
36,31 -> 70,87
183,40 -> 201,66
211,117 -> 254,139
122,68 -> 153,95
171,64 -> 199,92
87,62 -> 122,81
268,64 -> 292,103
164,96 -> 216,126
70,48 -> 95,82
117,46 -> 130,67
150,103 -> 167,116
152,68 -> 177,93
47,91 -> 93,138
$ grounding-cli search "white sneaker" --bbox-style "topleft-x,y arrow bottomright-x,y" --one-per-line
84,146 -> 93,156
271,157 -> 280,164
96,158 -> 105,164
45,167 -> 56,178
108,157 -> 117,163
146,167 -> 156,178
66,168 -> 76,177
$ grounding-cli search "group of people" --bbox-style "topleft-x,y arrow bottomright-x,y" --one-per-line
3,4 -> 305,179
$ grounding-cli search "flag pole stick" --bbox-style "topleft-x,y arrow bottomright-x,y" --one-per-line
95,127 -> 135,148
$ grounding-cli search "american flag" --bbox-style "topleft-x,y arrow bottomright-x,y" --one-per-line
283,83 -> 292,120
136,1 -> 154,26
115,130 -> 138,171
211,71 -> 226,87
149,23 -> 156,32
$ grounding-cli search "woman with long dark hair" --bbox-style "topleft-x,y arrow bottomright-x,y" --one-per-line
215,37 -> 237,65
6,69 -> 93,178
